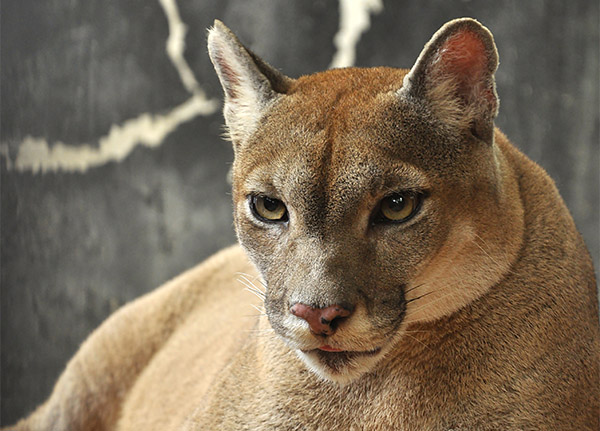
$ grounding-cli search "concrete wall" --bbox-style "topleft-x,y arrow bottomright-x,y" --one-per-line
2,0 -> 598,424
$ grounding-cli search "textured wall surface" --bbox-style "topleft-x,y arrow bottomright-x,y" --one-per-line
2,0 -> 598,424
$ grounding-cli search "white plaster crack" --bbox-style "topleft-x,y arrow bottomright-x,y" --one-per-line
329,0 -> 383,69
158,0 -> 202,95
0,143 -> 12,170
3,0 -> 218,173
14,96 -> 215,173
3,0 -> 384,173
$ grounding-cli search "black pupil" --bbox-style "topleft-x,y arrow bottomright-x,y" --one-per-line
388,195 -> 406,212
263,197 -> 281,212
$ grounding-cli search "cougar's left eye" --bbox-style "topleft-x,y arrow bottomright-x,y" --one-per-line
376,193 -> 422,223
250,195 -> 288,222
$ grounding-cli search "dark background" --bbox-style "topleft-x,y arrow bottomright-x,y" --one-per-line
2,0 -> 598,425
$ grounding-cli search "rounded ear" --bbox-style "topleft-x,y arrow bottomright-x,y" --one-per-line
399,18 -> 499,142
207,20 -> 293,146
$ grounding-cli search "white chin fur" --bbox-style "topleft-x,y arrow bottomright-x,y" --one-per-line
294,349 -> 385,385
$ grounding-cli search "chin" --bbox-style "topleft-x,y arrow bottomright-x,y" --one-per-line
295,347 -> 385,384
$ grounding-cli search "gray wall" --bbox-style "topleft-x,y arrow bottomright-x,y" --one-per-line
2,0 -> 598,425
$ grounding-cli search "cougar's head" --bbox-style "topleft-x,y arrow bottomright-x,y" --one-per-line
208,18 -> 523,383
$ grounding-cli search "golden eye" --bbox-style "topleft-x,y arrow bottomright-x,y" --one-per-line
251,195 -> 288,222
378,193 -> 421,223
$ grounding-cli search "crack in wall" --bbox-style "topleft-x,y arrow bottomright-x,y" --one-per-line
13,96 -> 216,173
2,0 -> 218,174
158,0 -> 202,95
0,143 -> 12,170
2,1 -> 384,173
329,0 -> 383,69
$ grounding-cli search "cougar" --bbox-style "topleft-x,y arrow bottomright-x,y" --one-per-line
10,18 -> 599,431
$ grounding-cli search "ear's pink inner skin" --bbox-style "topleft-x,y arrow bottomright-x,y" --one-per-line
438,30 -> 487,81
433,30 -> 496,112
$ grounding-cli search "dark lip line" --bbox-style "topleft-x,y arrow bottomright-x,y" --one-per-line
301,347 -> 382,357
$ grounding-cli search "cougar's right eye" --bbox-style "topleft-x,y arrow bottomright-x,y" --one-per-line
250,195 -> 288,223
374,192 -> 423,224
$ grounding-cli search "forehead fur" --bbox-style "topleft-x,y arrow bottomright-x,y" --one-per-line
289,67 -> 408,104
233,67 -> 410,181
233,66 -> 464,189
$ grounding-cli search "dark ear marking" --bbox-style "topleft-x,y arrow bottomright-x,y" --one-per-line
207,20 -> 293,145
246,49 -> 293,95
399,18 -> 499,142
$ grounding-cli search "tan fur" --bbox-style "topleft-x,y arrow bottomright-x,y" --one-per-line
9,18 -> 599,430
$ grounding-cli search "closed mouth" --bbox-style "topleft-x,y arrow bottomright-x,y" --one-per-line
302,347 -> 382,373
317,344 -> 345,352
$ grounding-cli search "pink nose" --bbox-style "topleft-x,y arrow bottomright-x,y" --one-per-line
290,303 -> 353,336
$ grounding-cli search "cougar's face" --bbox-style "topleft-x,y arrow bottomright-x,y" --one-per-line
210,19 -> 521,383
232,69 -> 487,382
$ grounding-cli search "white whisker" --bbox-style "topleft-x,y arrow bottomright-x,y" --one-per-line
250,303 -> 265,314
237,277 -> 266,300
402,332 -> 431,351
243,328 -> 275,338
243,286 -> 266,301
472,233 -> 516,276
403,316 -> 435,325
235,272 -> 266,292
